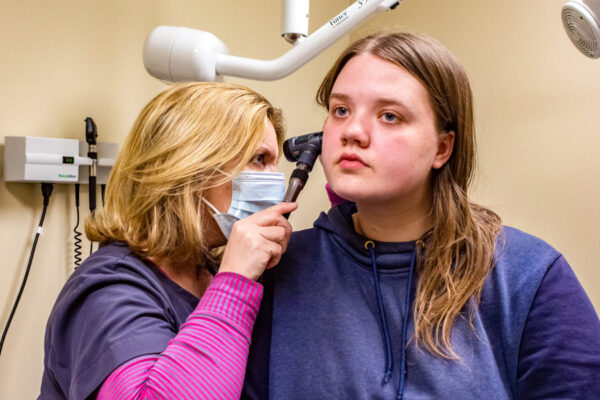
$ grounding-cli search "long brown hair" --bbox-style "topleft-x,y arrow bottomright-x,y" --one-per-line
317,32 -> 502,358
86,82 -> 284,266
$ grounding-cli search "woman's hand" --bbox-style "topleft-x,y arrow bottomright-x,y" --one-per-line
219,202 -> 298,281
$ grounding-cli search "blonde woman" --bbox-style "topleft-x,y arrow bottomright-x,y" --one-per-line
40,82 -> 297,399
244,32 -> 600,399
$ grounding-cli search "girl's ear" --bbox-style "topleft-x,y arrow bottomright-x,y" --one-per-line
432,131 -> 455,169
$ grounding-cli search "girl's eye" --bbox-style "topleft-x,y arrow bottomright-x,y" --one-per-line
332,106 -> 348,117
382,112 -> 398,123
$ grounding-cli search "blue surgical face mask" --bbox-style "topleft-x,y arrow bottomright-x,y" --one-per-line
203,171 -> 286,239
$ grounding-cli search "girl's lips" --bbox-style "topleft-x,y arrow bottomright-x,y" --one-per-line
339,159 -> 366,169
338,153 -> 366,169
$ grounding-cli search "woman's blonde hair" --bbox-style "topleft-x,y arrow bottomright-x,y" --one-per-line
86,82 -> 284,265
317,32 -> 502,358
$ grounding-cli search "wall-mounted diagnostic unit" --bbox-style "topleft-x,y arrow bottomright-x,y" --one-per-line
4,136 -> 117,184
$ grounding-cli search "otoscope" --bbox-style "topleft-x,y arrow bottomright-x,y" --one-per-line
282,131 -> 323,218
85,117 -> 98,213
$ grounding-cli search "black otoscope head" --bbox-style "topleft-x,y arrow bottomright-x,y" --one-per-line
85,117 -> 97,145
283,131 -> 323,170
281,132 -> 323,214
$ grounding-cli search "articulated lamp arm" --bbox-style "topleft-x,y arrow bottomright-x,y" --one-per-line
143,0 -> 402,82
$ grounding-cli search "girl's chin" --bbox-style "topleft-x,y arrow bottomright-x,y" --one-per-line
333,189 -> 401,207
330,189 -> 368,204
327,176 -> 383,203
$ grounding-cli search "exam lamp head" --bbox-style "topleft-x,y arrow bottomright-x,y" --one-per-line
562,0 -> 600,58
281,0 -> 309,45
143,26 -> 230,82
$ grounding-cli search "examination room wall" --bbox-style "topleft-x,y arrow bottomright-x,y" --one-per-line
355,0 -> 600,310
0,1 -> 345,398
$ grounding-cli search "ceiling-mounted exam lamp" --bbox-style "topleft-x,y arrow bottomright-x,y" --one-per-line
282,0 -> 309,45
143,0 -> 401,83
562,0 -> 600,58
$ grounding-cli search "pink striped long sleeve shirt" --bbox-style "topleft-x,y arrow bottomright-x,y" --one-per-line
97,271 -> 263,399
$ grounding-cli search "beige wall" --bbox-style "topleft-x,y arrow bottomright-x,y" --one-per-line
354,0 -> 600,308
1,0 -> 599,398
0,1 -> 345,398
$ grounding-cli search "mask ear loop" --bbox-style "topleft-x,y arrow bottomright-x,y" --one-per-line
202,197 -> 221,215
201,164 -> 234,214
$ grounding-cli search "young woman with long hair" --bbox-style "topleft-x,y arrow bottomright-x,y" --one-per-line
244,32 -> 600,399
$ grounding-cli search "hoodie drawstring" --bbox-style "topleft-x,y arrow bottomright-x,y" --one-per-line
366,241 -> 418,399
396,245 -> 417,400
366,240 -> 394,384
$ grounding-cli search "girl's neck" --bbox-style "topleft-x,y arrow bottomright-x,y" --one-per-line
353,196 -> 432,243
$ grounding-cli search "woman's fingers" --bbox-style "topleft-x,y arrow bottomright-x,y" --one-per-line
250,202 -> 297,226
219,202 -> 297,281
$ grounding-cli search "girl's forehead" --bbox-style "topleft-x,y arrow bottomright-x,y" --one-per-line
333,54 -> 428,98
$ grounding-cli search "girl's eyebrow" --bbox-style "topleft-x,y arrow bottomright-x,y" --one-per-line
329,93 -> 350,102
331,92 -> 408,108
373,98 -> 413,116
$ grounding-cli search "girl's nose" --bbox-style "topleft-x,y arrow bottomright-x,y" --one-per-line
340,115 -> 370,147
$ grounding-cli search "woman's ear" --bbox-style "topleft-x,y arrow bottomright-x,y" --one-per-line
432,131 -> 455,169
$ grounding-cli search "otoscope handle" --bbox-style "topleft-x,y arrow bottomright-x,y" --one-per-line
283,164 -> 309,219
85,117 -> 98,213
89,175 -> 96,212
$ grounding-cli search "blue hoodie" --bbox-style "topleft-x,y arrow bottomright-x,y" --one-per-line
244,202 -> 600,399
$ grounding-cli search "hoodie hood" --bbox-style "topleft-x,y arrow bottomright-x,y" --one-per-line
313,202 -> 417,271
